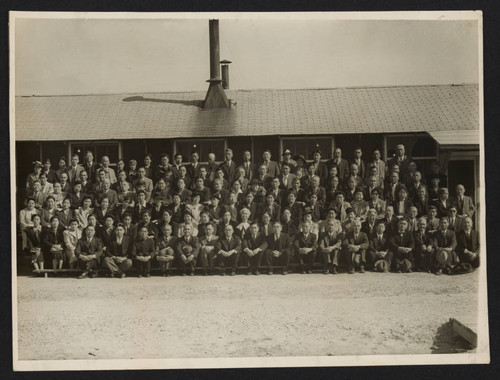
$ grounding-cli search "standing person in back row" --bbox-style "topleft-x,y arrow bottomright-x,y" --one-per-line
388,144 -> 412,185
328,147 -> 350,185
218,148 -> 237,183
260,149 -> 280,178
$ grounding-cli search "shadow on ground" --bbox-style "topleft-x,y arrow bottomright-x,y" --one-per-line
122,96 -> 203,108
431,321 -> 474,354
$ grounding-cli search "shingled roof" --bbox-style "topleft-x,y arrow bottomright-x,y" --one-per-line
15,84 -> 479,142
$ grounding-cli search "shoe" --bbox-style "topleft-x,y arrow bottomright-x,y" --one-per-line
307,270 -> 312,274
323,269 -> 329,274
162,273 -> 167,277
78,271 -> 88,279
189,272 -> 194,276
89,271 -> 97,278
282,271 -> 288,275
182,273 -> 186,277
221,271 -> 226,276
407,269 -> 413,273
360,266 -> 365,274
301,271 -> 306,274
120,272 -> 126,278
247,271 -> 252,275
146,273 -> 151,278
254,271 -> 260,276
435,268 -> 443,275
348,267 -> 354,274
203,271 -> 208,276
138,274 -> 143,278
396,270 -> 402,274
332,267 -> 338,274
230,271 -> 236,276
268,271 -> 273,275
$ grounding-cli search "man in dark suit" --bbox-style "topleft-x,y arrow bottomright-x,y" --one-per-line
413,217 -> 434,272
368,222 -> 393,272
306,175 -> 326,208
456,216 -> 480,269
175,223 -> 200,276
133,226 -> 155,277
319,218 -> 343,274
216,224 -> 241,276
384,171 -> 403,203
283,192 -> 303,229
243,223 -> 268,275
254,164 -> 273,189
240,150 -> 256,181
75,225 -> 103,279
104,223 -> 134,278
264,221 -> 292,275
199,222 -> 219,275
26,214 -> 44,270
186,151 -> 203,181
218,148 -> 237,183
155,223 -> 177,276
293,221 -> 318,274
328,147 -> 350,185
83,151 -> 99,183
311,149 -> 329,185
432,217 -> 458,275
259,193 -> 281,223
361,209 -> 378,239
68,154 -> 85,185
278,163 -> 296,190
343,219 -> 369,274
389,218 -> 415,273
388,144 -> 412,185
260,149 -> 280,178
350,147 -> 367,179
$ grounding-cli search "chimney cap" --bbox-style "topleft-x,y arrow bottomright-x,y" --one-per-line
220,59 -> 232,65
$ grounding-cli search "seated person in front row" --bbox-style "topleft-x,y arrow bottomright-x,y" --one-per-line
134,226 -> 156,278
104,222 -> 134,278
199,222 -> 219,275
432,217 -> 458,275
456,216 -> 480,269
264,221 -> 292,275
413,217 -> 434,273
319,218 -> 343,274
41,215 -> 64,270
343,219 -> 369,274
242,222 -> 267,275
175,224 -> 200,276
293,221 -> 318,274
75,225 -> 103,279
155,223 -> 176,277
389,218 -> 415,273
368,221 -> 392,273
26,214 -> 44,270
216,224 -> 241,276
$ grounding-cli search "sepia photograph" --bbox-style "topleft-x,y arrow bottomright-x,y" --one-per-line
10,11 -> 488,370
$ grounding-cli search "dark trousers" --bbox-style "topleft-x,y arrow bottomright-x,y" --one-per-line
347,249 -> 366,269
246,251 -> 263,270
264,249 -> 290,270
198,250 -> 217,270
414,250 -> 432,271
216,252 -> 239,271
77,257 -> 98,272
180,257 -> 197,273
322,249 -> 340,269
297,250 -> 315,271
135,259 -> 151,276
104,256 -> 132,275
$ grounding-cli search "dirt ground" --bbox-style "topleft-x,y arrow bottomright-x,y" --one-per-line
16,271 -> 478,360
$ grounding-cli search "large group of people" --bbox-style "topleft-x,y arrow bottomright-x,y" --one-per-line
18,143 -> 480,278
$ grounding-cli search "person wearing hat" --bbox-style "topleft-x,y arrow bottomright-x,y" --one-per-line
260,149 -> 280,178
26,161 -> 43,191
280,149 -> 297,174
104,222 -> 134,278
431,217 -> 458,275
413,217 -> 434,272
75,224 -> 103,278
342,218 -> 369,274
240,150 -> 256,181
389,218 -> 415,273
294,220 -> 318,274
216,224 -> 241,276
368,221 -> 393,273
456,216 -> 480,269
319,218 -> 343,274
293,155 -> 307,171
